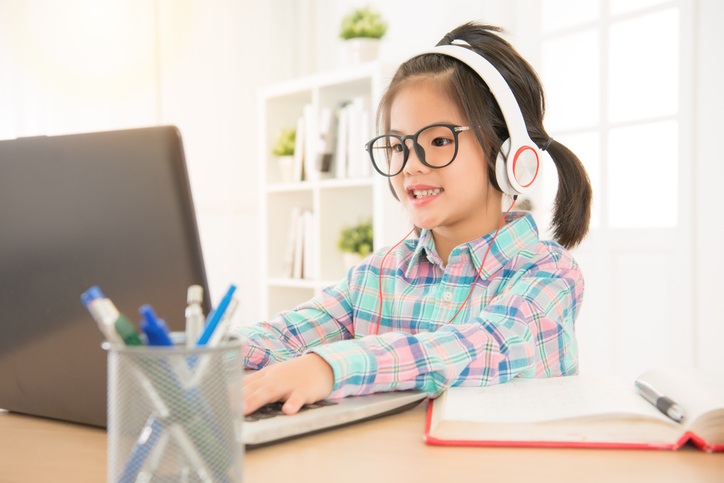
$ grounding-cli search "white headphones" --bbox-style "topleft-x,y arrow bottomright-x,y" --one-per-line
414,41 -> 540,197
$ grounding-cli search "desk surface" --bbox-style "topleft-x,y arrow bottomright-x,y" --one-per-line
1,406 -> 723,483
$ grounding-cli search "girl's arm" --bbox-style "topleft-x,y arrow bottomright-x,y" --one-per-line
309,251 -> 582,398
235,277 -> 356,369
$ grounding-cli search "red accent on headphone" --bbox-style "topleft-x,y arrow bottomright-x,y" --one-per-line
512,145 -> 540,189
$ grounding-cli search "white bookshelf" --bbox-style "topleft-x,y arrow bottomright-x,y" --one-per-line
258,62 -> 410,318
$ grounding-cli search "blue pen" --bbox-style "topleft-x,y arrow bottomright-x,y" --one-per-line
139,304 -> 174,346
117,416 -> 165,483
196,284 -> 237,346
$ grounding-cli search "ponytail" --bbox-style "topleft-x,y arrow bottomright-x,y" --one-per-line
541,139 -> 592,248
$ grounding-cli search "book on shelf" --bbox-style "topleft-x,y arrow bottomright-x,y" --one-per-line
424,366 -> 724,452
282,208 -> 315,280
317,107 -> 336,176
344,96 -> 371,179
293,210 -> 305,279
334,104 -> 349,179
282,207 -> 301,278
334,96 -> 371,180
302,104 -> 318,182
292,115 -> 305,183
301,210 -> 315,279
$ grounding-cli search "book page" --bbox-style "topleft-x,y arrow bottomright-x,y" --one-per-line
637,366 -> 724,423
442,375 -> 672,425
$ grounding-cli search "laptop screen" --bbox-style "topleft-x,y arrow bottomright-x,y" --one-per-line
0,126 -> 210,427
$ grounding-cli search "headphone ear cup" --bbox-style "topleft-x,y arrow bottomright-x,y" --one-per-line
495,138 -> 519,196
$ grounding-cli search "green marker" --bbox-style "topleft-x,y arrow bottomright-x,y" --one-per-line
115,314 -> 143,346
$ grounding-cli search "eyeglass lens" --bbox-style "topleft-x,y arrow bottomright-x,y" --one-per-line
369,124 -> 460,176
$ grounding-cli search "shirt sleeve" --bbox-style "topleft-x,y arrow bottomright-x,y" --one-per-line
234,276 -> 357,369
309,250 -> 583,399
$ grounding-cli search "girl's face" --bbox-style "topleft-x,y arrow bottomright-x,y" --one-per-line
389,79 -> 502,242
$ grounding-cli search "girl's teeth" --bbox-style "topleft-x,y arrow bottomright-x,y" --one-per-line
413,189 -> 442,198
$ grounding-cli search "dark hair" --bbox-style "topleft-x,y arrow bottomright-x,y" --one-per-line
377,23 -> 592,248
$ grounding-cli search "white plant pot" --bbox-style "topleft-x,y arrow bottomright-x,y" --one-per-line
277,155 -> 294,183
342,252 -> 363,269
347,38 -> 380,64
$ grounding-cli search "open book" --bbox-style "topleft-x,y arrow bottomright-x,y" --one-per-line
425,367 -> 724,452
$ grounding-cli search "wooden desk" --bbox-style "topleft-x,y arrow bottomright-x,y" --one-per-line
1,406 -> 723,483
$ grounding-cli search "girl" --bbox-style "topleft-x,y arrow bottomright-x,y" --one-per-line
240,22 -> 592,415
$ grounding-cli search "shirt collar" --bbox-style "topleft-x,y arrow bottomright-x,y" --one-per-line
405,212 -> 540,278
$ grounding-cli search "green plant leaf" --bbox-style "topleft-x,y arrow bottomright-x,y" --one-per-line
339,7 -> 387,40
272,128 -> 296,156
337,218 -> 374,255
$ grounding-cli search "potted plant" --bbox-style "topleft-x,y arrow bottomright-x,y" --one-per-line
337,218 -> 373,268
272,128 -> 296,183
339,7 -> 387,64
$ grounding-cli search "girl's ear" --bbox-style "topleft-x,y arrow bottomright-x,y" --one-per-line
488,165 -> 502,192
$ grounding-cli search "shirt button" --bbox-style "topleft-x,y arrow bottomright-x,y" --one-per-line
443,291 -> 453,302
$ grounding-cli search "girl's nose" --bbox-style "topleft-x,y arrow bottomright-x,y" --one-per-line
403,141 -> 429,174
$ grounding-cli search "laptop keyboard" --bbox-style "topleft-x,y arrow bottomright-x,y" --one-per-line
244,400 -> 338,422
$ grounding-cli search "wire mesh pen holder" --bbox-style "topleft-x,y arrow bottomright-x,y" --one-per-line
105,334 -> 244,483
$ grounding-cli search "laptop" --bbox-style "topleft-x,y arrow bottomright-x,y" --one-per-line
0,125 -> 425,444
0,126 -> 210,427
243,390 -> 426,448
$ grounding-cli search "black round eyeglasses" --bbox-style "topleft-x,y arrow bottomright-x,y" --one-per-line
365,123 -> 472,177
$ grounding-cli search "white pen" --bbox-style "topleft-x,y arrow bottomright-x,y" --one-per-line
185,285 -> 205,348
188,298 -> 239,388
634,379 -> 685,423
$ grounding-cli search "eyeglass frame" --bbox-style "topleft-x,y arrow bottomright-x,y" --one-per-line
365,123 -> 472,178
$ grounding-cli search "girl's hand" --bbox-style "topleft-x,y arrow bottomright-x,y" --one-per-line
243,353 -> 335,415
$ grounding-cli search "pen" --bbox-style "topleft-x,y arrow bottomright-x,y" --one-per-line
139,304 -> 174,346
81,286 -> 143,346
188,298 -> 239,387
185,285 -> 205,348
196,284 -> 237,346
634,379 -> 685,423
117,416 -> 165,483
207,298 -> 238,348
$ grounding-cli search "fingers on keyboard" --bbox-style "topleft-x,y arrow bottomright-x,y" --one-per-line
244,400 -> 337,422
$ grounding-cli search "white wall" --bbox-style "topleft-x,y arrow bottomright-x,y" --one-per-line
0,0 -> 295,324
693,0 -> 724,368
0,0 -> 158,136
291,0 -> 528,74
154,0 -> 288,322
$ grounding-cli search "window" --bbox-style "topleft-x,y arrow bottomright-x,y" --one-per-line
540,0 -> 680,229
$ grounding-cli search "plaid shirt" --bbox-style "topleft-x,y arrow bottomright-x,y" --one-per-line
236,212 -> 583,398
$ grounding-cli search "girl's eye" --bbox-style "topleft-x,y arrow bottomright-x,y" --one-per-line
431,137 -> 452,147
391,142 -> 404,153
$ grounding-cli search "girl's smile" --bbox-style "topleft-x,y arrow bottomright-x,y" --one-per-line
406,184 -> 445,203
